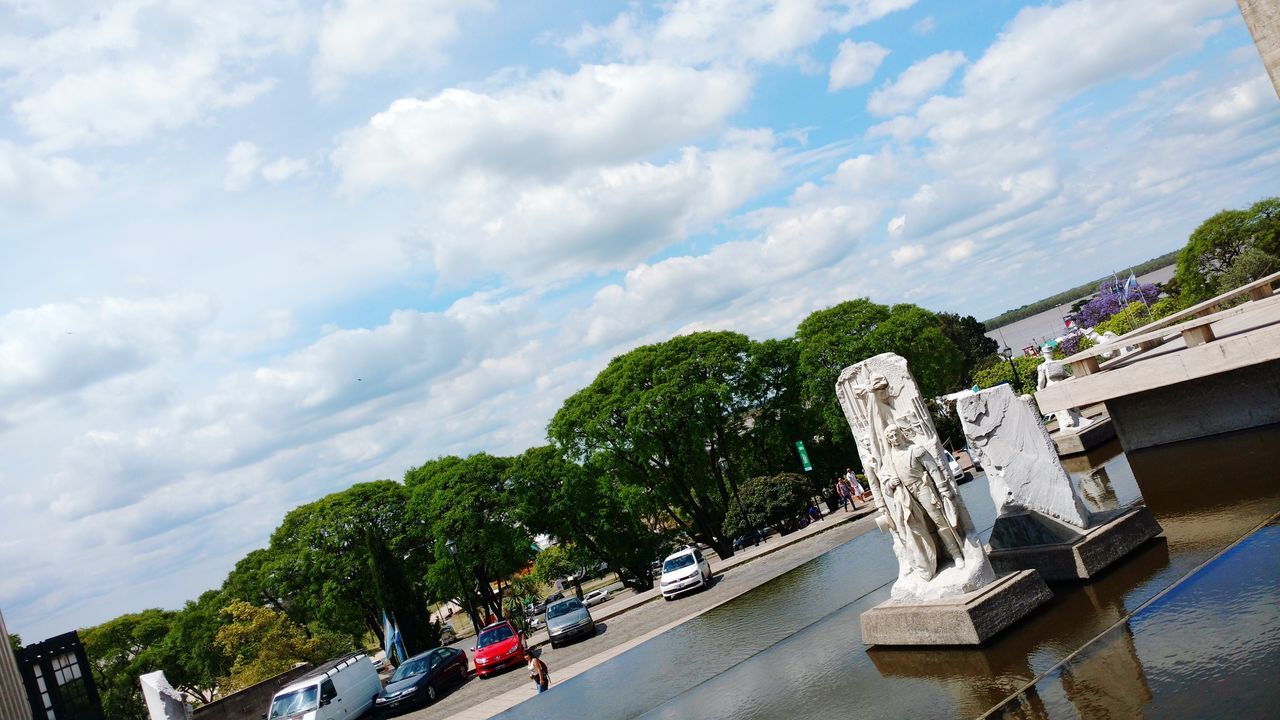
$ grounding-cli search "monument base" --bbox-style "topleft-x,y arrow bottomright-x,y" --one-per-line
1051,416 -> 1115,456
987,507 -> 1162,581
861,569 -> 1051,646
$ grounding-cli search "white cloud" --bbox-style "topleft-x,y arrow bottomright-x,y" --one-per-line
0,295 -> 213,414
829,40 -> 890,91
566,0 -> 916,66
887,214 -> 906,234
890,244 -> 925,266
261,156 -> 308,182
946,239 -> 975,261
912,16 -> 936,35
332,63 -> 751,192
868,50 -> 966,115
2,1 -> 302,150
0,140 -> 91,213
224,141 -> 262,191
1204,74 -> 1272,123
312,0 -> 493,96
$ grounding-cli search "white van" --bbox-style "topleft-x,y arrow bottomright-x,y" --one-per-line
266,653 -> 381,720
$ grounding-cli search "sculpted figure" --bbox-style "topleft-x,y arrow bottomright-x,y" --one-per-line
880,423 -> 965,577
1036,348 -> 1091,431
836,353 -> 994,601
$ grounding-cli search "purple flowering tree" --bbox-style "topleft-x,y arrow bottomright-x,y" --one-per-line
1073,279 -> 1160,329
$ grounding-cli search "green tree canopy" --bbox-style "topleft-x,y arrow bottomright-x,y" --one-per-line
154,590 -> 232,704
7,633 -> 18,653
365,527 -> 439,656
937,312 -> 999,386
266,480 -> 427,642
215,601 -> 350,693
1175,197 -> 1280,302
81,608 -> 175,720
406,453 -> 535,625
549,331 -> 779,557
507,445 -> 661,591
796,299 -> 964,440
722,473 -> 813,538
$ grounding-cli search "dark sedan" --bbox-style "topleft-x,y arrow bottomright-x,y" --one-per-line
372,647 -> 468,715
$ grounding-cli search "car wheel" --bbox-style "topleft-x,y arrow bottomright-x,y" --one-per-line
426,684 -> 437,703
663,594 -> 672,601
550,640 -> 558,649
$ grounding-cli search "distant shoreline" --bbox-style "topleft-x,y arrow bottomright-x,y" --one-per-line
984,250 -> 1179,329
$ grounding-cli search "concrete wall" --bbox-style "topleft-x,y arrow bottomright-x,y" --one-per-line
1106,359 -> 1280,450
0,611 -> 32,720
192,664 -> 314,720
1238,0 -> 1280,99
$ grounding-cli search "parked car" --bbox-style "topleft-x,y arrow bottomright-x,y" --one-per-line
732,526 -> 774,551
267,652 -> 381,720
659,547 -> 712,601
546,597 -> 597,648
472,621 -> 528,678
943,450 -> 970,483
439,625 -> 458,645
372,647 -> 468,715
582,588 -> 611,607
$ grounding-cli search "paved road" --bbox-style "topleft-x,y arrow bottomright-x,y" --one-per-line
395,510 -> 881,720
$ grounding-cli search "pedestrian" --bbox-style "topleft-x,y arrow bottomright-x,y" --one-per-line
528,654 -> 550,694
808,502 -> 823,522
835,477 -> 851,512
845,468 -> 866,503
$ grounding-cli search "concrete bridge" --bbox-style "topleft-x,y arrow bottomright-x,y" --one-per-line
1035,270 -> 1280,451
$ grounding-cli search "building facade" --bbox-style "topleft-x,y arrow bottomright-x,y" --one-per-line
0,610 -> 32,720
14,633 -> 102,720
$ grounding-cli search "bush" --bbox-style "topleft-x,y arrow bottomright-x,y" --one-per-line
1054,333 -> 1093,358
1074,279 -> 1160,329
972,354 -> 1043,392
723,473 -> 813,538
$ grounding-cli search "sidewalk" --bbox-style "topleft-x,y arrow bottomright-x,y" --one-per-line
450,504 -> 877,719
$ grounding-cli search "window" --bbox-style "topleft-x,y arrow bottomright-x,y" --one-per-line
320,680 -> 336,703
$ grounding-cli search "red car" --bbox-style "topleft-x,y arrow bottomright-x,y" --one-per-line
472,621 -> 528,678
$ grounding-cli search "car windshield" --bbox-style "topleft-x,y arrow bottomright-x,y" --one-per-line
477,624 -> 514,648
547,599 -> 583,619
663,554 -> 695,572
389,656 -> 429,682
269,686 -> 318,719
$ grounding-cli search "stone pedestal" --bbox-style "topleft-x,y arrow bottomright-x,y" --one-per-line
860,569 -> 1051,646
1051,416 -> 1115,456
987,507 -> 1162,581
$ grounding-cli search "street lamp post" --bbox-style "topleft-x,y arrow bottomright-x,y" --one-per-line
718,456 -> 753,550
445,539 -> 482,638
1001,347 -> 1024,394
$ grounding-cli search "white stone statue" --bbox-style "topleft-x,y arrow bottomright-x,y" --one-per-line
836,353 -> 995,601
1035,347 -> 1092,432
139,671 -> 192,720
958,384 -> 1092,531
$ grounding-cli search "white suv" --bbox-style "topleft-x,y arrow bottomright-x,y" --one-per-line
659,546 -> 712,600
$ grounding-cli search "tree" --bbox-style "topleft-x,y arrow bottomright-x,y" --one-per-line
722,473 -> 813,538
81,609 -> 175,720
796,300 -> 963,440
530,545 -> 581,598
266,480 -> 428,643
937,312 -> 999,387
549,332 -> 776,558
215,601 -> 350,693
507,445 -> 661,592
364,527 -> 439,655
1175,197 -> 1280,302
155,590 -> 232,704
6,633 -> 18,652
406,453 -> 535,625
972,354 -> 1043,392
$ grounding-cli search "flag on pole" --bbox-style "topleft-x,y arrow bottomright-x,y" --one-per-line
382,611 -> 395,662
1122,272 -> 1139,302
392,620 -> 408,663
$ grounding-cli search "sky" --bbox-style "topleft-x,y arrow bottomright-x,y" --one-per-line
2,0 -> 1278,640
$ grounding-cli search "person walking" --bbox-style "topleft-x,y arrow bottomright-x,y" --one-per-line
835,477 -> 851,512
528,654 -> 550,694
846,467 -> 867,504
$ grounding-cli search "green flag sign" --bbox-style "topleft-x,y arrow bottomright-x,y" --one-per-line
794,440 -> 813,472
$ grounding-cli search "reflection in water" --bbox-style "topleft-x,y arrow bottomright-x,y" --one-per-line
497,426 -> 1280,720
1076,466 -> 1119,514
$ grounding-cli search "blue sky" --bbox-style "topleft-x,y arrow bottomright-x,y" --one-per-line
2,0 -> 1278,640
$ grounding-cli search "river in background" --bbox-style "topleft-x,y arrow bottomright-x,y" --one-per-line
496,424 -> 1280,720
985,265 -> 1177,353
